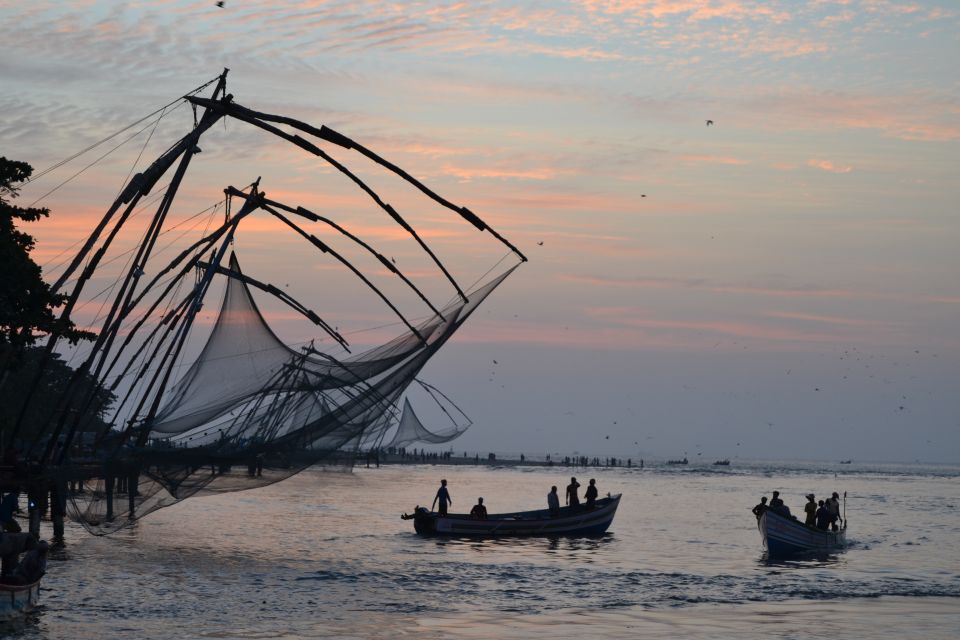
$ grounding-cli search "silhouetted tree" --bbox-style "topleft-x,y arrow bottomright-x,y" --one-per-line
0,157 -> 94,375
0,347 -> 116,441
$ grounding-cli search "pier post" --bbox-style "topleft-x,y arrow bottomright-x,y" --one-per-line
127,470 -> 138,517
51,479 -> 67,539
105,474 -> 115,521
27,482 -> 44,538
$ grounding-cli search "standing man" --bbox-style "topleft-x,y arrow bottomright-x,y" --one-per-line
804,494 -> 817,526
432,479 -> 452,515
566,477 -> 581,508
584,479 -> 599,509
751,496 -> 768,521
827,492 -> 843,531
547,486 -> 560,517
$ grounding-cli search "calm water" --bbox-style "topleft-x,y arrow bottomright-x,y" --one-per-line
5,461 -> 960,639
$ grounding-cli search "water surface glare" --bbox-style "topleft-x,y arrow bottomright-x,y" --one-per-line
7,461 -> 960,638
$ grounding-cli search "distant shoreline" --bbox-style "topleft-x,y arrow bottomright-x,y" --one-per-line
361,452 -> 641,469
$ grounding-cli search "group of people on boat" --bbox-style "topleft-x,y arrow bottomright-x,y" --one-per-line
428,476 -> 604,520
753,490 -> 843,532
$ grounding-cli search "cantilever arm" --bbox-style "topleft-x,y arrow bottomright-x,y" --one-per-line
259,204 -> 427,344
186,96 -> 469,302
196,100 -> 527,263
224,187 -> 444,320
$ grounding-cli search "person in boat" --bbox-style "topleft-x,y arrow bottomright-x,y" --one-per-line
804,494 -> 817,526
584,479 -> 599,509
470,497 -> 488,520
751,496 -> 768,520
432,479 -> 452,516
0,531 -> 34,580
769,491 -> 791,517
547,486 -> 560,517
0,491 -> 21,533
566,477 -> 581,509
827,492 -> 843,531
7,539 -> 47,585
815,500 -> 830,530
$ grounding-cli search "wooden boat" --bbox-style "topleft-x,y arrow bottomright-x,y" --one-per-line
666,458 -> 688,465
0,578 -> 41,621
758,509 -> 846,555
713,459 -> 730,466
406,494 -> 621,537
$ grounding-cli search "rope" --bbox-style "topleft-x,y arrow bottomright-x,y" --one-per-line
23,76 -> 219,185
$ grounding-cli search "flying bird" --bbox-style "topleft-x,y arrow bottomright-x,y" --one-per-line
537,241 -> 544,246
216,1 -> 225,7
705,119 -> 714,126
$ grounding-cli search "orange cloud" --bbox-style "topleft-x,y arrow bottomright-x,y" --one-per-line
807,158 -> 853,173
441,164 -> 573,181
680,154 -> 750,165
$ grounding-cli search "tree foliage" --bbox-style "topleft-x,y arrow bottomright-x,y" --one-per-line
0,157 -> 94,373
0,347 -> 116,439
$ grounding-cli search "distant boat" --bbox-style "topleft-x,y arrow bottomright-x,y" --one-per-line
405,494 -> 621,537
839,460 -> 852,464
713,459 -> 730,466
666,457 -> 688,465
0,578 -> 41,621
758,510 -> 846,555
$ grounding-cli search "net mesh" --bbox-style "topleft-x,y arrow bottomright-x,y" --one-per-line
61,260 -> 515,534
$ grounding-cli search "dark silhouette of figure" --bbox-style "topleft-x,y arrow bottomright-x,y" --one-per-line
584,478 -> 599,509
0,492 -> 21,533
432,479 -> 452,515
769,490 -> 783,510
816,500 -> 830,530
752,496 -> 768,520
804,494 -> 817,526
470,497 -> 487,519
0,532 -> 32,579
547,486 -> 560,516
8,539 -> 47,584
216,1 -> 225,7
566,477 -> 581,508
827,492 -> 842,530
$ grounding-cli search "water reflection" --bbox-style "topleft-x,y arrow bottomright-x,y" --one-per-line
432,532 -> 615,557
759,550 -> 844,569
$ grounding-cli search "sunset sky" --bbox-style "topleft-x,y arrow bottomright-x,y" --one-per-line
2,1 -> 958,462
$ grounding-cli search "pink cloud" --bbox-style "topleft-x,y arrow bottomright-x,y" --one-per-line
807,158 -> 853,173
441,164 -> 573,181
762,310 -> 885,328
583,306 -> 848,345
680,154 -> 750,165
559,274 -> 960,306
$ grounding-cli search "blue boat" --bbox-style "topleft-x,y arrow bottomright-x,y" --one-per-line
406,494 -> 621,537
0,578 -> 41,621
758,509 -> 846,555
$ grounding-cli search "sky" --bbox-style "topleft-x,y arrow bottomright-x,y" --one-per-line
1,0 -> 958,463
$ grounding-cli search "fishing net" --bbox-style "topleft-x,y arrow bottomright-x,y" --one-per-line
59,263 -> 514,534
4,77 -> 524,535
